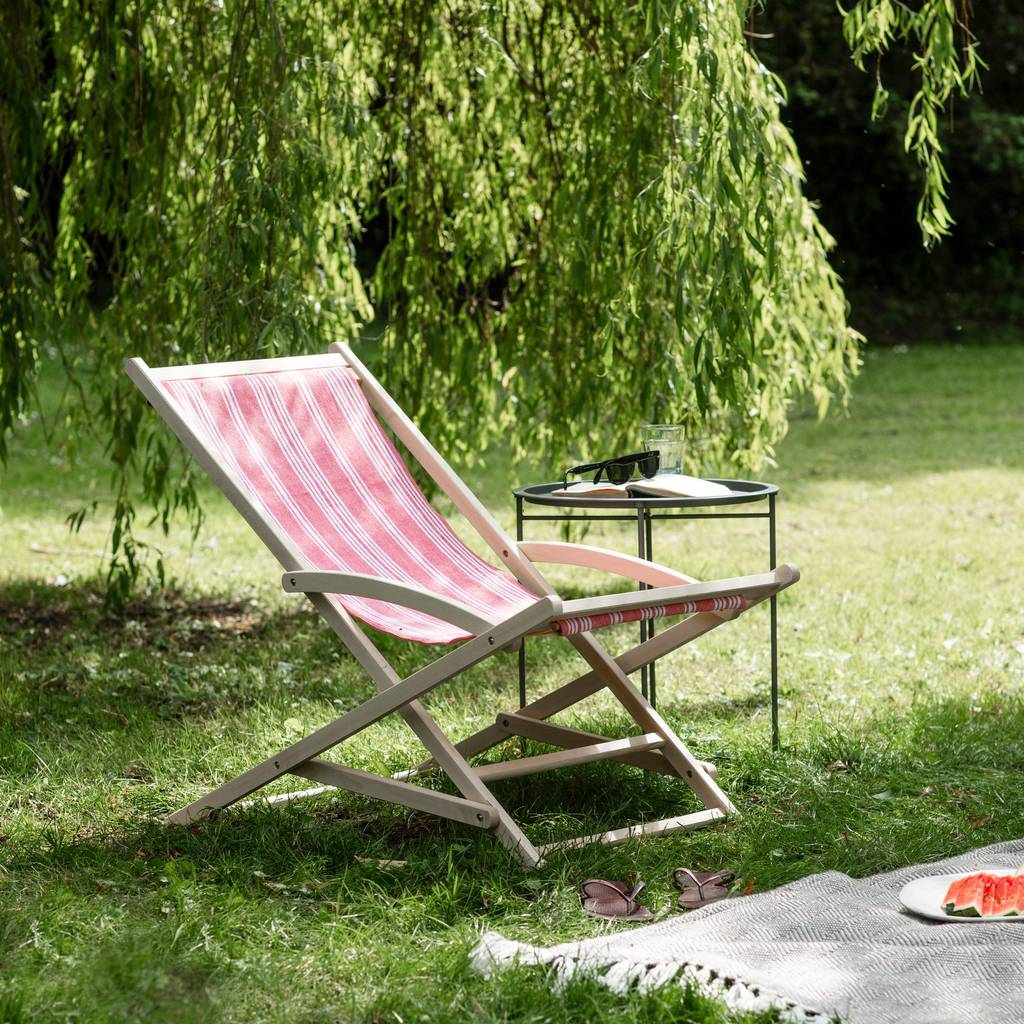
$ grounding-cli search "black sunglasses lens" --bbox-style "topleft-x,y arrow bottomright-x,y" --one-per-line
638,453 -> 659,478
606,461 -> 631,485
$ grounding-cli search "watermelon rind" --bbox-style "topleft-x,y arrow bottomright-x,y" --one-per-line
944,904 -> 982,917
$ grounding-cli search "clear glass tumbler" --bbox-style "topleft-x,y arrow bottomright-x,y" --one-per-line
640,423 -> 685,476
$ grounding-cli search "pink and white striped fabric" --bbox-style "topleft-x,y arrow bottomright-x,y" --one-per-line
549,595 -> 746,637
162,364 -> 539,644
160,362 -> 747,645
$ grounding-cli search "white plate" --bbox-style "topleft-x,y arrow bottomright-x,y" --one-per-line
899,868 -> 1024,923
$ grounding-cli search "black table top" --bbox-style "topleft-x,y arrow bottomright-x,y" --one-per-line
514,478 -> 777,511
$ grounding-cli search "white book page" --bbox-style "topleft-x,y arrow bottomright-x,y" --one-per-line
628,474 -> 733,498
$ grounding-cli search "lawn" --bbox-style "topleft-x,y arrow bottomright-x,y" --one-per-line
1,339 -> 1023,1023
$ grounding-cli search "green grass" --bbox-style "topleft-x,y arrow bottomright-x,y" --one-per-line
2,341 -> 1023,1023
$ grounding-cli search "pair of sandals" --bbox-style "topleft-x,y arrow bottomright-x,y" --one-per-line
580,868 -> 736,922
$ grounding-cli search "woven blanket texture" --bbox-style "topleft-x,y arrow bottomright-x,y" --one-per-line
474,838 -> 1024,1024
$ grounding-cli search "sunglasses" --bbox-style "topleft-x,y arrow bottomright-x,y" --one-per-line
562,450 -> 660,488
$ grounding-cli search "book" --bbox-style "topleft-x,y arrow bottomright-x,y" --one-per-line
550,474 -> 733,499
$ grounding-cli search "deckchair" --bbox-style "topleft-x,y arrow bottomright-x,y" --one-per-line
125,345 -> 798,867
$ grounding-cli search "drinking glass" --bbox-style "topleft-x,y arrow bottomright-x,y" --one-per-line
640,424 -> 685,476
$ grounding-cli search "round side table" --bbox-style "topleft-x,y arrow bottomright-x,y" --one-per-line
514,479 -> 783,750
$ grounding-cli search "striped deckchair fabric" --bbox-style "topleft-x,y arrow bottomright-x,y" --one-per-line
162,366 -> 537,644
127,345 -> 799,867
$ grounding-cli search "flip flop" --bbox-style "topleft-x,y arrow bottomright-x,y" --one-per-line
673,867 -> 736,910
580,878 -> 654,921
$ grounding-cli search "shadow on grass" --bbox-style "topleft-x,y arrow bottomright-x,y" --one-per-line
1,576 -> 312,654
0,577 -> 507,719
5,570 -> 1024,914
4,690 -> 1023,891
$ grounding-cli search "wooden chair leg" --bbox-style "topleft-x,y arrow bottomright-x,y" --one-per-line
492,712 -> 722,779
169,604 -> 544,867
317,597 -> 542,866
569,631 -> 737,815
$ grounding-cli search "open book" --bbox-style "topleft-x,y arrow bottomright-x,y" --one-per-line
550,474 -> 733,499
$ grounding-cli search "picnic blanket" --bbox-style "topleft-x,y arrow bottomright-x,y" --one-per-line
474,839 -> 1024,1024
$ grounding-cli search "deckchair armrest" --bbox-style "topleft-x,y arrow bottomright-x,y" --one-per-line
518,541 -> 699,588
282,571 -> 497,636
556,564 -> 799,619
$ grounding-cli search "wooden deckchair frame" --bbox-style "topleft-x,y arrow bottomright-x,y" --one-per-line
125,343 -> 799,868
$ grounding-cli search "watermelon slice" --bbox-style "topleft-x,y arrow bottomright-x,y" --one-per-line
942,870 -> 1023,917
1014,874 -> 1024,916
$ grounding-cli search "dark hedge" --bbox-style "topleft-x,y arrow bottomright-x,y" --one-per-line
754,1 -> 1023,341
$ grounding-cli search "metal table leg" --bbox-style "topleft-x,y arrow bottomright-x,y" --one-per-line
645,509 -> 656,708
635,507 -> 649,700
769,491 -> 779,751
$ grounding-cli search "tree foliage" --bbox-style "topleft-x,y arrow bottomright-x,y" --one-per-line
753,0 -> 1018,335
841,0 -> 983,248
0,1 -> 977,594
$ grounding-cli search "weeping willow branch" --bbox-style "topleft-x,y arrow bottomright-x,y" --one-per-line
842,0 -> 984,248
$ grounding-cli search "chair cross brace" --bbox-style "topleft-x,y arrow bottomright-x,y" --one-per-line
492,712 -> 716,779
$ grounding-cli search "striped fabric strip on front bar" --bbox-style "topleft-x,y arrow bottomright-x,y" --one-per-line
548,595 -> 745,637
